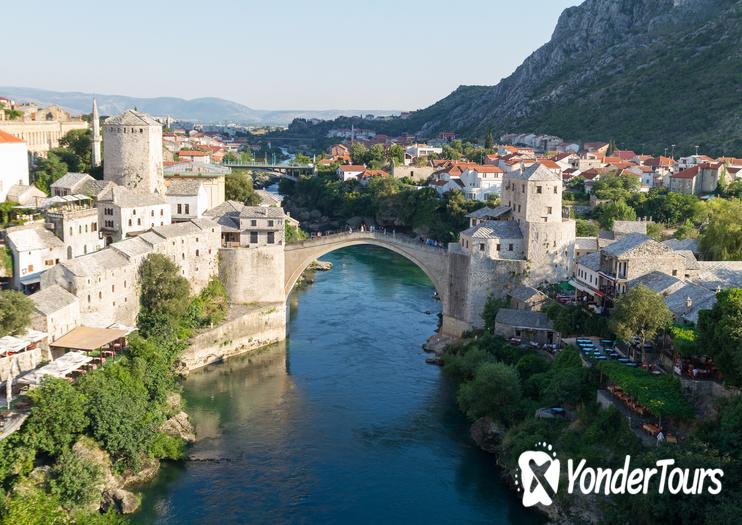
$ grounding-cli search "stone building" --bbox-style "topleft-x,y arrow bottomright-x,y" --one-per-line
103,109 -> 165,194
500,162 -> 575,284
97,185 -> 171,244
212,204 -> 287,305
458,220 -> 524,260
5,223 -> 65,292
166,180 -> 208,222
44,198 -> 105,260
0,105 -> 88,157
494,308 -> 560,345
29,285 -> 80,342
163,162 -> 227,209
41,218 -> 221,326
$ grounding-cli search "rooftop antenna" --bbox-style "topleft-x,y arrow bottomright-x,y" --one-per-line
695,145 -> 700,156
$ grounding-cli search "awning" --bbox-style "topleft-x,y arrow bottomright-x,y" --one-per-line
50,326 -> 128,351
17,351 -> 92,385
569,279 -> 603,296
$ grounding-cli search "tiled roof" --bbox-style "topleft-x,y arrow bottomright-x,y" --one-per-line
51,172 -> 93,190
166,180 -> 203,196
508,163 -> 562,182
575,237 -> 598,251
0,130 -> 23,143
6,224 -> 64,251
31,285 -> 78,315
495,308 -> 554,331
576,251 -> 601,271
239,206 -> 285,219
98,185 -> 167,207
105,109 -> 160,127
461,220 -> 522,240
628,271 -> 683,295
601,233 -> 668,258
662,239 -> 699,253
509,285 -> 546,303
466,205 -> 511,219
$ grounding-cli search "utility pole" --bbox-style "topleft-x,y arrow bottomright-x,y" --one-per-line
695,145 -> 700,156
671,144 -> 676,160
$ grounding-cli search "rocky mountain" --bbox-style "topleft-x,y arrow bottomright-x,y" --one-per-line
377,0 -> 742,155
0,86 -> 399,126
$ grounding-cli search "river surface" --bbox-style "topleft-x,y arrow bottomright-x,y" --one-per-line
135,247 -> 543,524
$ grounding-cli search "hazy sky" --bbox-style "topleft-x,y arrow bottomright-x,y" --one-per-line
4,0 -> 580,110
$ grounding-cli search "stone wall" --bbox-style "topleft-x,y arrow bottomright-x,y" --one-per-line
220,246 -> 285,304
179,303 -> 286,371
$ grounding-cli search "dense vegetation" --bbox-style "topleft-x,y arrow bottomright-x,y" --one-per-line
0,254 -> 227,523
442,299 -> 742,523
224,170 -> 261,206
0,290 -> 34,337
279,173 -> 482,242
33,129 -> 100,193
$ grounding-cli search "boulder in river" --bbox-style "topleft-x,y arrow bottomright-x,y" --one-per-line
161,411 -> 197,443
469,417 -> 505,454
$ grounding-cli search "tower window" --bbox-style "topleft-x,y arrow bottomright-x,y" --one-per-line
537,186 -> 542,193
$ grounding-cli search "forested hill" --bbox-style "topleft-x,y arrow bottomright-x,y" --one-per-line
292,0 -> 741,156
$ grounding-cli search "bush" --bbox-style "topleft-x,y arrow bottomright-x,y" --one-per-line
25,377 -> 88,456
442,345 -> 493,382
49,451 -> 103,509
0,290 -> 34,337
457,362 -> 522,423
149,432 -> 186,461
0,487 -> 66,525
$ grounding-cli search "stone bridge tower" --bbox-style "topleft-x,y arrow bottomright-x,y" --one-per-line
103,109 -> 165,194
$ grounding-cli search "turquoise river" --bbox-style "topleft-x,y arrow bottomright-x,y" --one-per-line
135,246 -> 544,524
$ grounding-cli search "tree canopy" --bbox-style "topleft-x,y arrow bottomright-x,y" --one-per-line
610,285 -> 673,358
225,170 -> 261,205
698,198 -> 742,261
697,288 -> 742,385
0,290 -> 34,336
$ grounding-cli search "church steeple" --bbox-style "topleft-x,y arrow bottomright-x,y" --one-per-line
91,98 -> 102,168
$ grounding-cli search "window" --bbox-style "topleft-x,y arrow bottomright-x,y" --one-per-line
496,243 -> 501,251
547,207 -> 552,214
98,291 -> 102,299
160,209 -> 164,216
517,205 -> 521,213
137,218 -> 141,226
251,219 -> 257,227
267,232 -> 275,244
133,209 -> 136,215
250,231 -> 258,244
672,269 -> 678,276
128,219 -> 132,226
479,243 -> 485,251
508,243 -> 513,251
92,222 -> 97,232
536,186 -> 542,194
521,184 -> 525,193
87,295 -> 91,303
268,220 -> 274,227
185,204 -> 190,215
112,284 -> 115,293
554,186 -> 558,194
177,204 -> 182,214
151,210 -> 154,217
69,226 -> 73,236
196,249 -> 200,256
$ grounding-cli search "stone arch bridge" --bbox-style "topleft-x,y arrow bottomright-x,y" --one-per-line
284,231 -> 489,336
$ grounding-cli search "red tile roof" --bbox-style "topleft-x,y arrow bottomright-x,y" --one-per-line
671,165 -> 700,179
0,130 -> 24,144
339,165 -> 366,172
178,150 -> 209,157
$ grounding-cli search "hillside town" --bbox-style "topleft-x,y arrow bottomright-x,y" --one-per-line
0,93 -> 741,522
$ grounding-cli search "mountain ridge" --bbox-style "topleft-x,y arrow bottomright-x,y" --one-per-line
0,86 -> 401,126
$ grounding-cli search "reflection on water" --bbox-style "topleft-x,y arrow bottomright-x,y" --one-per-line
135,247 -> 543,524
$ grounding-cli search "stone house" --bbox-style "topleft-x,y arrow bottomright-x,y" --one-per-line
5,223 -> 65,293
44,199 -> 105,260
41,218 -> 221,326
669,162 -> 726,195
166,180 -> 208,222
509,285 -> 548,311
466,205 -> 511,227
50,172 -> 94,197
163,162 -> 227,210
6,184 -> 46,207
459,220 -> 524,260
29,284 -> 80,342
97,185 -> 171,244
337,165 -> 366,181
494,308 -> 560,345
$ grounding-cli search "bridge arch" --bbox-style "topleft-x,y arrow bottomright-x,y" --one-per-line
284,233 -> 449,305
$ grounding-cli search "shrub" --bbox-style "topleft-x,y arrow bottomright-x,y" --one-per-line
49,451 -> 103,509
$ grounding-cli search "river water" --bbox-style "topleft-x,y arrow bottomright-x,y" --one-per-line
135,247 -> 543,524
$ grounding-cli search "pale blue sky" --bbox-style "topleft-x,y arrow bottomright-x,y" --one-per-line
4,0 -> 580,110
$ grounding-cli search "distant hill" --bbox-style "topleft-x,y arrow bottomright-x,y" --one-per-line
0,86 -> 401,127
290,0 -> 741,156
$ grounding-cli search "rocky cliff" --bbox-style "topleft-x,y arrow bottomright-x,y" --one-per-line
391,0 -> 742,155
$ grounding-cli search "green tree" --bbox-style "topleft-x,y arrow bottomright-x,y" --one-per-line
293,153 -> 311,165
610,285 -> 674,363
137,254 -> 191,336
284,223 -> 308,242
59,129 -> 93,173
697,288 -> 742,385
484,130 -> 494,150
25,377 -> 88,456
225,170 -> 261,205
0,290 -> 34,336
575,219 -> 599,237
33,152 -> 68,193
349,143 -> 368,165
387,144 -> 405,165
457,362 -> 522,423
442,346 -> 493,382
0,488 -> 66,525
646,222 -> 663,240
699,199 -> 742,261
79,364 -> 159,469
49,450 -> 103,509
593,199 -> 637,229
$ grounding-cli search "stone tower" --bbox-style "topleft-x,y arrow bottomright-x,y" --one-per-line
501,163 -> 575,284
91,99 -> 102,168
103,109 -> 165,194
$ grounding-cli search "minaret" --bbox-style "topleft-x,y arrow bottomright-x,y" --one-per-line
92,98 -> 102,168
